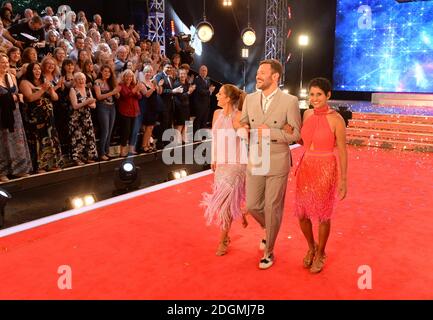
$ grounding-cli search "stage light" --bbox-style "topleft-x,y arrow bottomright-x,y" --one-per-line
114,160 -> 141,195
169,169 -> 188,180
298,34 -> 309,93
197,21 -> 214,43
300,88 -> 308,99
222,0 -> 232,6
241,0 -> 256,46
197,0 -> 214,43
71,197 -> 84,209
84,195 -> 96,206
66,193 -> 97,210
241,48 -> 249,58
122,162 -> 134,172
241,27 -> 256,46
0,188 -> 12,228
298,34 -> 309,46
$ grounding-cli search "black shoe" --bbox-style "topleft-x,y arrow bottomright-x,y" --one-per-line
259,253 -> 274,269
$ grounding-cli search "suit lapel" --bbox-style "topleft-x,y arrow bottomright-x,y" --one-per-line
256,92 -> 264,119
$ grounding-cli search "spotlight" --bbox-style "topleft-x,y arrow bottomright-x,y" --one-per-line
241,0 -> 256,46
298,34 -> 309,46
222,0 -> 232,6
169,169 -> 188,181
241,27 -> 256,46
84,195 -> 96,206
66,193 -> 97,210
197,0 -> 214,43
113,160 -> 141,195
299,88 -> 308,99
0,188 -> 12,228
196,21 -> 214,43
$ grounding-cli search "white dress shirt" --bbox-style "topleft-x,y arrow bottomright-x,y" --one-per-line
261,88 -> 278,113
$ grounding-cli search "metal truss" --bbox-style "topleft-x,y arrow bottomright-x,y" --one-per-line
264,0 -> 288,83
147,0 -> 166,54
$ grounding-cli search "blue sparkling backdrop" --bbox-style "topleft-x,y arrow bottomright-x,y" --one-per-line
333,0 -> 433,92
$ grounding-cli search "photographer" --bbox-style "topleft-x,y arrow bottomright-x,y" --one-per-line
173,34 -> 194,66
2,16 -> 45,51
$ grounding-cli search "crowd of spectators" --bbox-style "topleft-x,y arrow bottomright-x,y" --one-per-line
0,1 -> 216,183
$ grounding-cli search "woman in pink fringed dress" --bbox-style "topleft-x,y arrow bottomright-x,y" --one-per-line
285,78 -> 347,273
201,84 -> 248,256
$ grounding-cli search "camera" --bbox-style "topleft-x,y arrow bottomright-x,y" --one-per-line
178,32 -> 191,42
169,32 -> 191,45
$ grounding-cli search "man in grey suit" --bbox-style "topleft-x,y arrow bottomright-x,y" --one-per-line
240,59 -> 301,269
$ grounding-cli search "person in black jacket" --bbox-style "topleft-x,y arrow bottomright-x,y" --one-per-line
154,62 -> 183,148
192,65 -> 215,135
173,68 -> 196,144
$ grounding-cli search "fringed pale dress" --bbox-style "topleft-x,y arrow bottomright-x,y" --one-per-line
201,109 -> 247,230
294,105 -> 338,222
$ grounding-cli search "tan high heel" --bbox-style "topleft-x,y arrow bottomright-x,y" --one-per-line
310,253 -> 327,273
216,236 -> 230,256
303,243 -> 318,268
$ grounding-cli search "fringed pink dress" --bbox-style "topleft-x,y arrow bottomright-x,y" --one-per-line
201,110 -> 247,230
294,105 -> 338,222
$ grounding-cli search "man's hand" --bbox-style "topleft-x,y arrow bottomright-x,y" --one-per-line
172,86 -> 184,94
209,84 -> 216,94
15,40 -> 24,49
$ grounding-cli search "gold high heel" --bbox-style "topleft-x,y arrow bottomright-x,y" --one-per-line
303,243 -> 318,268
310,254 -> 327,273
216,236 -> 230,256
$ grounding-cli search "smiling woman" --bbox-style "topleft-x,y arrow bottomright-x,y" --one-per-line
289,77 -> 347,274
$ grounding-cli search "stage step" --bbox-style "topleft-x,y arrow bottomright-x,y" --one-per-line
346,128 -> 433,144
351,112 -> 433,125
348,119 -> 433,134
346,136 -> 433,152
347,110 -> 433,152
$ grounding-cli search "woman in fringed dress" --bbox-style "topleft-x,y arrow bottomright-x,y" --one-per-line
201,84 -> 249,256
285,78 -> 348,273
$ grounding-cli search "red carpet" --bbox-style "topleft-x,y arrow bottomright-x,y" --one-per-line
0,146 -> 432,299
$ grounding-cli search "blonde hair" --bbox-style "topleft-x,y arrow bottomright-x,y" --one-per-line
121,69 -> 136,85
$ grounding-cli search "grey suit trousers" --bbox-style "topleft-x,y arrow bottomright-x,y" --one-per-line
246,171 -> 289,256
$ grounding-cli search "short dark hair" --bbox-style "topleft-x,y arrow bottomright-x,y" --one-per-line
74,34 -> 85,43
259,59 -> 282,80
308,77 -> 332,95
30,15 -> 43,25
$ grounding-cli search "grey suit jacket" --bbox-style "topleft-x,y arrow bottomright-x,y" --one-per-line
240,88 -> 301,176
